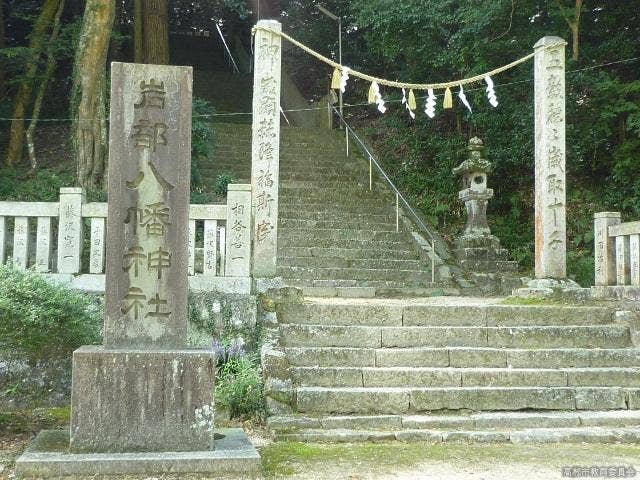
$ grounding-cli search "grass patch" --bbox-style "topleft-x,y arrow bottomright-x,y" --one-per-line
0,406 -> 70,434
260,441 -> 640,478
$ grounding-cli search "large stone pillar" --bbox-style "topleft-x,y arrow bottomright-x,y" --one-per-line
251,19 -> 281,277
534,36 -> 567,279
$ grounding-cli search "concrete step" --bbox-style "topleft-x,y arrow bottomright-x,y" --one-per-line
279,324 -> 631,349
290,366 -> 640,388
278,257 -> 426,271
277,247 -> 418,260
295,386 -> 640,414
285,346 -> 640,368
268,410 -> 640,434
276,266 -> 432,282
276,299 -> 613,327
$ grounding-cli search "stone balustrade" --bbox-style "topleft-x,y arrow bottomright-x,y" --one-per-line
0,185 -> 252,293
593,212 -> 640,301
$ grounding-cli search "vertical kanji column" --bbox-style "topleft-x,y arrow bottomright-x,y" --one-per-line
251,20 -> 281,277
534,36 -> 567,279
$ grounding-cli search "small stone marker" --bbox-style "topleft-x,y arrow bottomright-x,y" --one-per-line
225,184 -> 252,277
251,19 -> 281,277
57,187 -> 84,274
35,216 -> 52,272
594,212 -> 621,286
104,62 -> 192,349
12,216 -> 28,270
534,36 -> 567,279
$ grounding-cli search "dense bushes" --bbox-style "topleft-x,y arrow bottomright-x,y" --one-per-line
0,266 -> 101,360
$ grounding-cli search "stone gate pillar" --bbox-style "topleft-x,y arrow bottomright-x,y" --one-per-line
251,19 -> 282,277
534,36 -> 567,279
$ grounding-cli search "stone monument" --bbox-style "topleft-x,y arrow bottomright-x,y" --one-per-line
453,137 -> 517,276
15,63 -> 260,477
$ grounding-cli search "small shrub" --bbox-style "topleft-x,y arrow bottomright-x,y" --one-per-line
214,173 -> 235,196
0,266 -> 101,360
214,342 -> 264,419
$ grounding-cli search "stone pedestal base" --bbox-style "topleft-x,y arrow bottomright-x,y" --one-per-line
15,429 -> 261,478
513,278 -> 587,299
591,285 -> 640,302
71,346 -> 215,453
454,235 -> 518,274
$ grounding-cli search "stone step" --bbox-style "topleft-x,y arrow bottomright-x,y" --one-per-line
278,211 -> 396,222
278,257 -> 425,271
459,259 -> 519,273
279,205 -> 395,216
277,300 -> 613,327
268,410 -> 640,434
277,238 -> 408,250
275,426 -> 640,444
278,229 -> 408,242
276,266 -> 432,282
282,279 -> 438,289
295,286 -> 458,299
284,347 -> 640,368
279,325 -> 631,349
295,386 -> 640,414
278,247 -> 418,260
279,219 -> 397,231
290,366 -> 640,388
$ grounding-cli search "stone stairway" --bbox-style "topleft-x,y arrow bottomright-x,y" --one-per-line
203,123 -> 450,296
265,297 -> 640,443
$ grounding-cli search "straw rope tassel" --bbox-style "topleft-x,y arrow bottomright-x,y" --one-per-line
443,87 -> 453,109
408,89 -> 417,110
331,67 -> 341,90
368,82 -> 378,103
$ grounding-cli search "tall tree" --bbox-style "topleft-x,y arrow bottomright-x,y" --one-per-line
0,0 -> 6,102
135,0 -> 169,64
554,0 -> 584,61
71,0 -> 115,188
4,0 -> 61,166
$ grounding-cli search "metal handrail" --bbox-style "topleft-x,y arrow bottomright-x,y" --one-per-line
331,105 -> 437,283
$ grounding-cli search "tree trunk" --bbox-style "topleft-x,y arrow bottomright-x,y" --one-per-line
4,0 -> 61,166
26,0 -> 66,172
134,0 -> 143,62
71,0 -> 115,189
141,0 -> 169,64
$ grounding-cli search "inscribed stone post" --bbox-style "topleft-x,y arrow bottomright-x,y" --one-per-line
534,36 -> 567,279
57,188 -> 84,274
225,184 -> 252,277
104,62 -> 192,348
35,217 -> 52,272
594,212 -> 621,286
251,19 -> 281,277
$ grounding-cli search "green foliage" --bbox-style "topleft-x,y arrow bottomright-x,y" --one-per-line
0,266 -> 101,360
215,355 -> 264,419
192,97 -> 216,188
214,172 -> 235,196
0,168 -> 74,201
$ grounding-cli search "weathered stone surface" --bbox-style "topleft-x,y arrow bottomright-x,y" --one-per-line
567,368 -> 640,387
574,387 -> 626,410
105,63 -> 192,348
292,367 -> 363,387
279,301 -> 402,326
280,325 -> 382,348
395,430 -> 444,442
261,346 -> 289,380
264,378 -> 295,405
449,348 -> 507,368
15,429 -> 260,478
70,346 -> 214,452
625,388 -> 640,409
286,347 -> 376,367
506,348 -> 640,368
382,327 -> 487,348
472,411 -> 579,429
267,415 -> 322,431
488,326 -> 630,349
461,368 -> 567,387
251,20 -> 281,277
224,184 -> 252,277
402,415 -> 474,430
410,387 -> 575,411
321,415 -> 402,431
362,368 -> 461,388
57,188 -> 84,274
485,306 -> 611,326
510,427 -> 621,444
442,430 -> 510,443
534,36 -> 567,279
402,305 -> 485,326
296,387 -> 410,414
376,348 -> 450,367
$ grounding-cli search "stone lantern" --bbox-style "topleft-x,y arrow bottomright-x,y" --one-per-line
453,137 -> 517,275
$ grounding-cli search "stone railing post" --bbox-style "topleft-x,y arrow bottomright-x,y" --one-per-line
225,184 -> 252,277
594,212 -> 621,286
534,36 -> 567,279
251,19 -> 282,277
57,187 -> 85,274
